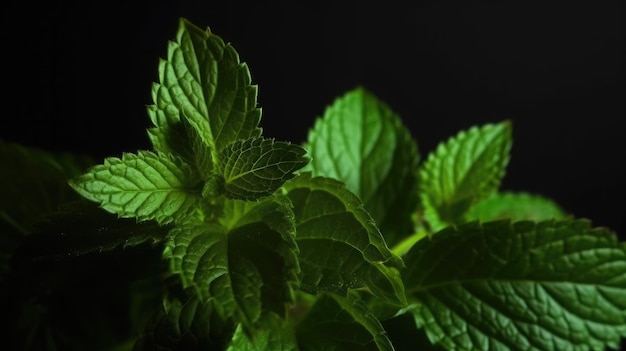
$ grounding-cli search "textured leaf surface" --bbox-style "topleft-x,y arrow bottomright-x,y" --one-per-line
219,137 -> 309,200
467,191 -> 567,223
402,219 -> 626,351
419,121 -> 512,231
69,151 -> 200,225
164,195 -> 299,328
284,173 -> 406,306
147,18 -> 262,164
305,87 -> 420,246
296,292 -> 394,351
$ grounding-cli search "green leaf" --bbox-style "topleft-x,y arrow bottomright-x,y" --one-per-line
69,151 -> 201,225
296,291 -> 394,351
402,219 -> 626,351
148,17 -> 262,166
163,195 -> 299,329
284,173 -> 406,306
419,121 -> 512,231
305,86 -> 421,247
219,137 -> 310,201
467,191 -> 567,222
227,312 -> 298,351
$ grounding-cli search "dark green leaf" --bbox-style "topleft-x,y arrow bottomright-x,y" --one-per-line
284,173 -> 406,306
227,312 -> 298,351
164,195 -> 299,329
10,200 -> 168,267
296,291 -> 394,351
134,287 -> 236,350
0,139 -> 93,235
403,219 -> 626,351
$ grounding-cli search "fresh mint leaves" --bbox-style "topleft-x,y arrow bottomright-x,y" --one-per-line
1,17 -> 624,351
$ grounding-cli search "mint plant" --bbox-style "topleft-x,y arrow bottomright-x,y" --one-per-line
1,17 -> 625,351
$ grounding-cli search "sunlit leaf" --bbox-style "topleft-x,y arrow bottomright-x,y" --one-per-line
69,151 -> 201,225
305,87 -> 420,246
419,121 -> 512,231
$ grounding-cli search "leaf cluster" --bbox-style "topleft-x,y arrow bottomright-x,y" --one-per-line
1,18 -> 625,351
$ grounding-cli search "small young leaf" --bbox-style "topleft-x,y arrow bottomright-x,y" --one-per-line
419,121 -> 512,231
296,291 -> 394,351
164,195 -> 299,329
284,173 -> 406,306
148,17 -> 262,166
219,137 -> 309,201
402,219 -> 626,351
69,151 -> 201,225
305,86 -> 421,247
467,191 -> 567,223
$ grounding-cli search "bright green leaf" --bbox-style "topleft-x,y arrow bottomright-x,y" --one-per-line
305,86 -> 421,247
69,151 -> 201,225
296,291 -> 394,351
163,195 -> 299,329
284,173 -> 406,306
419,121 -> 512,231
219,137 -> 310,201
147,17 -> 262,167
402,219 -> 626,351
467,191 -> 567,223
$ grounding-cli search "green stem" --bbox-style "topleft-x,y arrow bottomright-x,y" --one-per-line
391,227 -> 428,256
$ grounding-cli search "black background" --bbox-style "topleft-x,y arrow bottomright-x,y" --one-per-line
1,1 -> 623,237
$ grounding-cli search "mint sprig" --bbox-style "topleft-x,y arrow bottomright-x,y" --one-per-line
3,16 -> 624,351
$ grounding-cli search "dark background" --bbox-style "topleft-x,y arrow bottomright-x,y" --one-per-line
1,1 -> 623,237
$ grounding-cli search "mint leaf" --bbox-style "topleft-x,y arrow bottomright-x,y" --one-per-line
69,151 -> 201,225
148,17 -> 262,166
305,87 -> 420,246
284,173 -> 406,306
419,121 -> 512,231
164,195 -> 299,328
467,191 -> 567,223
219,137 -> 309,201
296,292 -> 394,351
227,312 -> 298,351
402,219 -> 626,351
